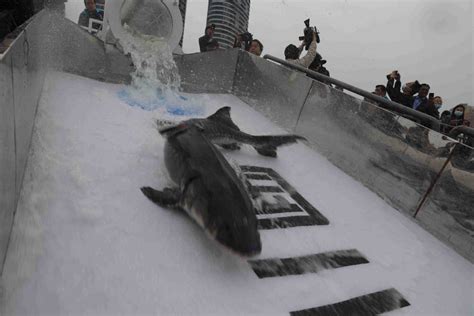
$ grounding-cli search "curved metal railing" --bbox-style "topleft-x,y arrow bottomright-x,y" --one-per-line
263,54 -> 474,139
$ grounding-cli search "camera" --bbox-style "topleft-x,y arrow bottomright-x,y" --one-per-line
299,19 -> 320,50
236,31 -> 253,50
411,80 -> 421,94
240,32 -> 253,43
386,70 -> 399,80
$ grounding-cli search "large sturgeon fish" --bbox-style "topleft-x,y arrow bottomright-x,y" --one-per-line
159,106 -> 306,157
141,123 -> 262,256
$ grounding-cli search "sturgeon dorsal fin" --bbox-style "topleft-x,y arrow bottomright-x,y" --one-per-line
207,106 -> 241,131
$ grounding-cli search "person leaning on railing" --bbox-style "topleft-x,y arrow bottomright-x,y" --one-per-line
78,0 -> 103,30
284,31 -> 317,68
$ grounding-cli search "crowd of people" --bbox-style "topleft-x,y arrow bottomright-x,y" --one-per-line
365,70 -> 471,135
76,0 -> 470,139
199,23 -> 331,81
200,23 -> 471,140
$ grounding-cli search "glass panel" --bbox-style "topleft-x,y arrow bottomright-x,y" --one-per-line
295,80 -> 453,216
176,48 -> 239,94
416,142 -> 474,262
0,57 -> 16,273
233,51 -> 313,131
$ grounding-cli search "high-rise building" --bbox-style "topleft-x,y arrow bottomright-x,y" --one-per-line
178,0 -> 187,47
206,0 -> 250,49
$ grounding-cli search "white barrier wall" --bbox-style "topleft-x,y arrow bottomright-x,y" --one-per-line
0,9 -> 132,273
0,11 -> 49,272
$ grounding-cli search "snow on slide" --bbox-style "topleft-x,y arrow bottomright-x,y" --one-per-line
1,72 -> 472,315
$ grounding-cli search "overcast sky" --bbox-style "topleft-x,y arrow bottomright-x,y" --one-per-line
65,0 -> 473,108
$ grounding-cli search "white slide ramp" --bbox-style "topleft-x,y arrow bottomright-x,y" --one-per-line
1,72 -> 472,315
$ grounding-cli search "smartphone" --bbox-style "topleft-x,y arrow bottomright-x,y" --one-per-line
429,93 -> 434,99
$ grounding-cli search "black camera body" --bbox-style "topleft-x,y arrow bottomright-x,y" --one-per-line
238,31 -> 253,50
299,19 -> 320,50
240,32 -> 253,43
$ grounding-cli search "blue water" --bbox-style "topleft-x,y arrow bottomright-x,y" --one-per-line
118,89 -> 204,116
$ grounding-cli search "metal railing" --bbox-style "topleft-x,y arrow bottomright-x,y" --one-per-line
80,18 -> 103,34
263,54 -> 474,139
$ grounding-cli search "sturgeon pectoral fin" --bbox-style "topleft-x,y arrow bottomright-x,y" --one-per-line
141,186 -> 181,208
220,143 -> 241,151
255,145 -> 277,157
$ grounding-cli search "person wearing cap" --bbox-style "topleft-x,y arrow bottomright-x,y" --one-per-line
309,53 -> 329,76
199,24 -> 219,52
308,53 -> 331,85
284,31 -> 317,68
78,0 -> 103,30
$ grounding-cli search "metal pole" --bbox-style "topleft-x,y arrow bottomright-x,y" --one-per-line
413,145 -> 456,218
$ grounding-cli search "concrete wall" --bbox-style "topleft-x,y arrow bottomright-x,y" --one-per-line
41,11 -> 132,83
175,48 -> 239,94
179,49 -> 474,262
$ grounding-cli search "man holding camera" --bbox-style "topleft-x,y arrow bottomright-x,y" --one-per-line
284,31 -> 318,68
233,32 -> 264,56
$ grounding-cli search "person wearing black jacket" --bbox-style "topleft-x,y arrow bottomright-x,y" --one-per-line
386,71 -> 421,108
199,24 -> 219,52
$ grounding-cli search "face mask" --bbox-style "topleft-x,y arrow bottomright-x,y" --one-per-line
454,110 -> 463,117
435,103 -> 442,109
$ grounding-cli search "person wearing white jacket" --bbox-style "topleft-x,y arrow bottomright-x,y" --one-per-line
284,31 -> 318,68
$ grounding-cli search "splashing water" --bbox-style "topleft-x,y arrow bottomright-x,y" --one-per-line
117,24 -> 203,115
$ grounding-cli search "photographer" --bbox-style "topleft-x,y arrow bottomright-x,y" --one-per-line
284,31 -> 318,68
233,32 -> 252,50
233,33 -> 263,56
